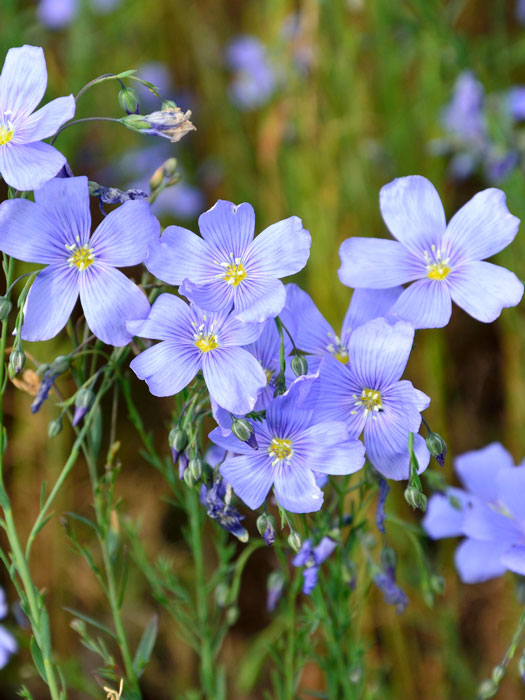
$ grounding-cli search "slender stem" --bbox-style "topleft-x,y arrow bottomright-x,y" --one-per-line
51,117 -> 122,145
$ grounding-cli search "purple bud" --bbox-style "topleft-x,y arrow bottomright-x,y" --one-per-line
376,478 -> 390,533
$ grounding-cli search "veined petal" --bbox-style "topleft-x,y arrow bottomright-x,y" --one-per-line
454,539 -> 508,583
220,315 -> 264,347
13,95 -> 75,143
0,46 -> 47,120
449,261 -> 524,323
202,347 -> 266,414
308,439 -> 366,475
208,426 -> 255,455
0,198 -> 68,263
220,453 -> 274,510
365,415 -> 429,480
500,546 -> 525,576
497,467 -> 525,520
34,176 -> 91,244
342,286 -> 404,338
80,264 -> 149,346
273,462 -> 323,513
145,225 -> 210,285
349,318 -> 414,389
338,238 -> 422,289
462,500 -> 522,542
315,355 -> 367,434
0,141 -> 66,191
422,488 -> 472,539
248,216 -> 311,277
198,200 -> 255,253
90,200 -> 160,266
179,278 -> 234,313
280,283 -> 335,355
234,277 -> 286,323
379,175 -> 447,255
127,292 -> 194,341
443,188 -> 520,262
455,442 -> 515,502
21,264 -> 79,341
390,279 -> 452,329
129,341 -> 201,397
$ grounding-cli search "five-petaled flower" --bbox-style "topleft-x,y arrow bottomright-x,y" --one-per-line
145,199 -> 311,323
0,176 -> 159,345
292,536 -> 337,594
0,45 -> 75,191
127,293 -> 267,414
339,175 -> 523,328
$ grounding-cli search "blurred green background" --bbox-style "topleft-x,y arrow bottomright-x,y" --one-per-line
1,0 -> 525,697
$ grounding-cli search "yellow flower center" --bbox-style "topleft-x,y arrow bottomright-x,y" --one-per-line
351,388 -> 383,419
424,245 -> 451,281
195,334 -> 219,353
268,437 -> 294,464
264,368 -> 274,384
66,241 -> 95,271
216,253 -> 247,287
327,336 -> 349,364
0,124 -> 14,146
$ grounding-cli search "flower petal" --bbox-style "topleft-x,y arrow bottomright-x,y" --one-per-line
449,261 -> 524,323
220,453 -> 274,510
273,462 -> 323,513
342,286 -> 404,338
390,279 -> 453,329
364,418 -> 429,480
500,545 -> 525,576
80,264 -> 150,346
179,277 -> 234,313
315,355 -> 367,434
280,283 -> 335,355
90,200 -> 160,266
0,198 -> 67,263
129,340 -> 201,396
349,318 -> 415,389
234,277 -> 286,323
202,347 -> 267,414
497,467 -> 525,520
248,216 -> 311,278
454,539 -> 508,583
14,95 -> 75,143
21,265 -> 79,341
422,488 -> 472,539
462,500 -> 523,542
145,225 -> 209,285
127,292 -> 194,341
454,442 -> 515,502
0,45 -> 47,120
34,175 -> 91,244
208,426 -> 255,455
379,175 -> 447,255
198,200 -> 255,253
443,188 -> 520,262
338,238 -> 422,288
307,439 -> 366,475
0,140 -> 66,191
219,315 -> 264,347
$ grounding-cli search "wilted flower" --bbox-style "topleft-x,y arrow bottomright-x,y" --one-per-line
200,477 -> 248,542
89,183 -> 148,209
122,107 -> 196,143
0,176 -> 159,345
339,176 -> 523,328
292,537 -> 337,594
146,199 -> 311,323
0,45 -> 75,190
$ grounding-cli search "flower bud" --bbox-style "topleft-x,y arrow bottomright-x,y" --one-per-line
214,582 -> 229,608
8,348 -> 25,377
120,114 -> 152,132
425,431 -> 447,467
162,157 -> 178,177
257,513 -> 276,545
183,468 -> 194,488
225,606 -> 239,626
50,354 -> 71,376
149,165 -> 164,191
288,531 -> 302,553
477,680 -> 498,699
404,485 -> 427,511
188,457 -> 202,481
518,652 -> 525,683
73,387 -> 94,426
231,418 -> 253,443
0,296 -> 12,321
48,417 -> 63,439
118,86 -> 140,114
291,354 -> 308,377
491,665 -> 505,685
429,574 -> 445,595
169,427 -> 188,454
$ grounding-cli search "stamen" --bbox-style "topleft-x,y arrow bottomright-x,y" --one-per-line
66,242 -> 95,271
326,335 -> 349,364
215,252 -> 247,287
194,318 -> 219,353
424,245 -> 451,281
0,115 -> 14,146
268,437 -> 293,465
351,388 -> 383,420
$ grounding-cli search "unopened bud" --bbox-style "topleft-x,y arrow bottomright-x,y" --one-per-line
149,165 -> 164,191
225,606 -> 239,626
183,468 -> 194,488
232,418 -> 253,443
477,679 -> 498,699
518,652 -> 525,682
188,458 -> 202,481
0,297 -> 12,321
425,431 -> 447,467
291,354 -> 308,377
256,513 -> 271,536
287,531 -> 302,553
73,387 -> 94,425
48,417 -> 63,439
169,427 -> 188,454
429,574 -> 445,595
162,157 -> 178,177
120,114 -> 152,132
9,348 -> 25,377
161,99 -> 178,109
491,665 -> 505,685
50,354 -> 71,376
404,485 -> 427,511
214,582 -> 229,608
118,86 -> 140,115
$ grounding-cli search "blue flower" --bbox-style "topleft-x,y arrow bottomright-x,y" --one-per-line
245,318 -> 293,409
280,283 -> 403,371
0,176 -> 159,345
339,176 -> 523,328
226,36 -> 277,110
313,318 -> 430,480
373,571 -> 408,613
423,442 -> 525,583
127,293 -> 267,414
292,536 -> 337,594
38,0 -> 122,29
0,45 -> 75,190
209,377 -> 365,513
0,588 -> 17,669
200,477 -> 248,542
442,71 -> 486,146
146,199 -> 311,323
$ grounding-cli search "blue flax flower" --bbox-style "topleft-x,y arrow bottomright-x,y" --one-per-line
423,442 -> 525,583
0,176 -> 158,345
373,571 -> 408,613
209,378 -> 365,513
226,36 -> 277,110
292,537 -> 337,594
146,199 -> 311,323
200,477 -> 248,542
0,588 -> 17,669
339,176 -> 523,328
280,283 -> 403,371
245,318 -> 293,409
127,293 -> 266,414
314,318 -> 430,480
0,45 -> 75,190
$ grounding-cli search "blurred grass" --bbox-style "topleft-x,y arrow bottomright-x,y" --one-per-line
1,0 -> 525,697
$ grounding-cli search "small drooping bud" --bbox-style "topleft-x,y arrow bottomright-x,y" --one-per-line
8,349 -> 25,377
225,606 -> 239,626
188,457 -> 203,481
257,513 -> 275,545
291,354 -> 308,377
149,166 -> 164,191
73,387 -> 94,426
49,355 -> 71,376
118,86 -> 140,115
214,582 -> 229,608
287,531 -> 302,553
169,427 -> 188,454
48,417 -> 63,439
425,431 -> 447,467
178,453 -> 189,480
491,665 -> 505,685
183,468 -> 194,488
429,574 -> 445,595
477,679 -> 498,700
0,296 -> 12,321
232,418 -> 253,443
162,157 -> 178,177
404,485 -> 427,511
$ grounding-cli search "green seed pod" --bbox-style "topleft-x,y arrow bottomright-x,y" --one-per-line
287,531 -> 302,553
8,348 -> 25,377
48,418 -> 63,439
0,296 -> 12,321
183,468 -> 194,488
188,458 -> 202,481
404,485 -> 427,511
291,354 -> 308,377
118,86 -> 140,114
50,354 -> 71,376
231,418 -> 253,443
169,427 -> 188,454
